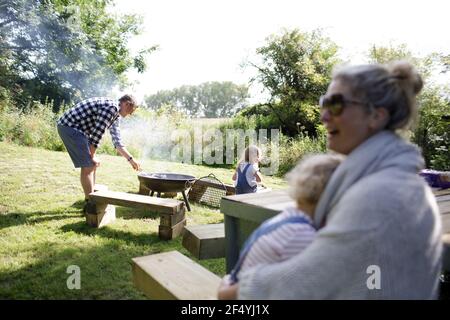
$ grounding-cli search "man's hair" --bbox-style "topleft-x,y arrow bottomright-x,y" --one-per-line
119,94 -> 138,107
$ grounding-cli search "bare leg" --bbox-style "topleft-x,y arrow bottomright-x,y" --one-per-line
80,166 -> 96,200
93,166 -> 97,189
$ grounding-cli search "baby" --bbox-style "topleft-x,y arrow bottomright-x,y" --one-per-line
223,153 -> 344,286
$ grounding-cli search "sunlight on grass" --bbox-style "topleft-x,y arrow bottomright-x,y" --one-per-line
0,142 -> 287,299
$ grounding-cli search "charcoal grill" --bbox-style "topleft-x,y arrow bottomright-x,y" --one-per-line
137,172 -> 196,211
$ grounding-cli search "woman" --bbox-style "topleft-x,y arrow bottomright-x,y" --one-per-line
218,61 -> 443,299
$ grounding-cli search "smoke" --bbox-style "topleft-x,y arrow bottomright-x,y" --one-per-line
119,113 -> 280,175
119,112 -> 180,171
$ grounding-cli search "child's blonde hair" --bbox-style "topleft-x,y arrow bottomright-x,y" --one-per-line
286,153 -> 344,207
239,145 -> 262,165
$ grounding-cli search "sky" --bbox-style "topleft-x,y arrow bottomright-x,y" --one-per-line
111,0 -> 450,103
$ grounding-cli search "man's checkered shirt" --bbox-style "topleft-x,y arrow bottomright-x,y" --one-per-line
57,97 -> 124,149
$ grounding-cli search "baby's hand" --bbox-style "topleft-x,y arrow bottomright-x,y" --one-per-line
218,274 -> 238,300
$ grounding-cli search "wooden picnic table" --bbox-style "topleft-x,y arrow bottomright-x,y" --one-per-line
220,188 -> 450,273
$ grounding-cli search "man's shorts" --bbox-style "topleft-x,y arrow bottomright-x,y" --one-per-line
57,124 -> 94,168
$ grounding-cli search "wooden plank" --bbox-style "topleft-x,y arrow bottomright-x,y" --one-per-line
221,192 -> 294,223
90,190 -> 183,214
223,189 -> 288,203
158,218 -> 187,240
182,224 -> 225,259
439,201 -> 450,216
132,251 -> 221,300
436,194 -> 450,203
433,188 -> 450,197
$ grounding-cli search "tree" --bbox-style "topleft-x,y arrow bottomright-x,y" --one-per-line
144,81 -> 249,117
0,0 -> 156,110
367,43 -> 450,170
245,28 -> 341,137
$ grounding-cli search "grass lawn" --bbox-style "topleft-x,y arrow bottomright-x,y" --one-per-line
0,142 -> 287,299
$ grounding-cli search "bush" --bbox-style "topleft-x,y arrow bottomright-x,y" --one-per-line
276,128 -> 327,177
413,86 -> 450,171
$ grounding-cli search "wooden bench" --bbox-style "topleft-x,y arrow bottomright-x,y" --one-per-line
132,250 -> 221,300
182,223 -> 225,259
86,190 -> 186,240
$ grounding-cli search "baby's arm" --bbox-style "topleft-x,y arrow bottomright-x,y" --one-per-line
255,170 -> 262,183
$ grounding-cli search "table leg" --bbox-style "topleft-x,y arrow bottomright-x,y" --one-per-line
224,215 -> 239,273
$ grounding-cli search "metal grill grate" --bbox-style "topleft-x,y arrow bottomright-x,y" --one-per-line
188,174 -> 230,208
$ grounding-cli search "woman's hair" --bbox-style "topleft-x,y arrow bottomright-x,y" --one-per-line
333,60 -> 423,130
286,153 -> 345,206
239,145 -> 262,165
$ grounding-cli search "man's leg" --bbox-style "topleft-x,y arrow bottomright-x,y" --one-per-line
80,166 -> 96,200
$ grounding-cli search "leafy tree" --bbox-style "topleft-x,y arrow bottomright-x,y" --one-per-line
0,0 -> 156,111
144,81 -> 249,117
245,28 -> 341,137
367,43 -> 450,170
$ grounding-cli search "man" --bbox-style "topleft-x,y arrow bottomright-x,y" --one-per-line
57,94 -> 141,211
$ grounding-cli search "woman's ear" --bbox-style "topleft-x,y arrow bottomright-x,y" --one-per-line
369,107 -> 389,131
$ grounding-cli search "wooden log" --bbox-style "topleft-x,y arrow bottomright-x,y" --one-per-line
132,251 -> 221,300
182,223 -> 225,259
158,218 -> 187,240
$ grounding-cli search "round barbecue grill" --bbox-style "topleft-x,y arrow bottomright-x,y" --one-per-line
137,172 -> 196,211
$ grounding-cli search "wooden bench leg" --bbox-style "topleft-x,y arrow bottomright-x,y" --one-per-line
158,206 -> 186,240
86,202 -> 116,228
159,207 -> 186,227
159,219 -> 186,240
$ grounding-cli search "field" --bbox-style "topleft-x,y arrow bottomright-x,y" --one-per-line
0,142 -> 286,299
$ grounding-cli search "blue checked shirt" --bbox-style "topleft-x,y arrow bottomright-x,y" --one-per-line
57,97 -> 125,149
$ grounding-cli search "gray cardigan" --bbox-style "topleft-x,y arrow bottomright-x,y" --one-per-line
238,131 -> 443,299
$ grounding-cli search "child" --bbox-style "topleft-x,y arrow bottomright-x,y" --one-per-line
233,145 -> 263,195
222,153 -> 344,287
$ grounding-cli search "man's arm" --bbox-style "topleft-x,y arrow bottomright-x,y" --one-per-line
109,120 -> 140,171
116,146 -> 141,171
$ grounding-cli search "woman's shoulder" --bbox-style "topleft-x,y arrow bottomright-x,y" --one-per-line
336,169 -> 438,225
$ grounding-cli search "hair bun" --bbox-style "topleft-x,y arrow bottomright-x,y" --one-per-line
389,60 -> 423,94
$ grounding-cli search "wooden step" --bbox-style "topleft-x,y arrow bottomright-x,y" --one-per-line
89,190 -> 183,215
182,223 -> 225,259
132,251 -> 221,300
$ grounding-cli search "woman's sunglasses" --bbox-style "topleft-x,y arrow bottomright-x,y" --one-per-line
319,94 -> 368,116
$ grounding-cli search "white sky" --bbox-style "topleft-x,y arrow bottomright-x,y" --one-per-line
111,0 -> 450,103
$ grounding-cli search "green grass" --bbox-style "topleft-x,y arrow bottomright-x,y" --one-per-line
0,142 -> 286,299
